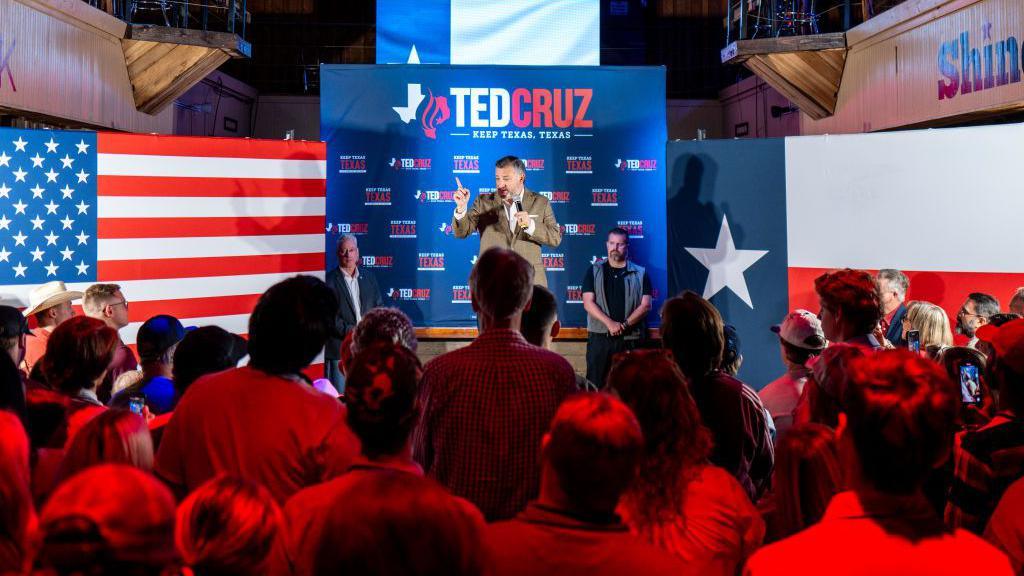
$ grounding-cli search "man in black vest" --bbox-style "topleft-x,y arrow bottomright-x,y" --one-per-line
325,235 -> 382,392
582,227 -> 652,389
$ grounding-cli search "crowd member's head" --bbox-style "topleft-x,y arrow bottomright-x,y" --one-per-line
0,305 -> 30,368
814,269 -> 882,343
350,307 -> 418,355
58,409 -> 153,483
172,326 -> 247,398
541,393 -> 644,517
902,301 -> 954,350
1009,288 -> 1024,317
956,292 -> 1000,339
336,234 -> 360,273
988,312 -> 1021,327
24,388 -> 68,450
314,471 -> 488,576
608,350 -> 711,526
0,348 -> 25,423
606,227 -> 629,266
176,476 -> 282,576
772,423 -> 842,539
469,248 -> 533,329
83,284 -> 130,331
344,344 -> 422,460
773,309 -> 827,370
43,316 -> 118,397
520,285 -> 560,348
798,343 -> 867,428
976,318 -> 1024,416
136,315 -> 186,375
842,350 -> 958,496
876,269 -> 909,316
35,465 -> 178,575
660,291 -> 724,381
494,155 -> 527,202
24,281 -> 80,329
0,411 -> 34,574
722,324 -> 743,376
247,275 -> 336,376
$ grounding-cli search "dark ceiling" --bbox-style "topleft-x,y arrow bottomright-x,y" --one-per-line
221,0 -> 743,99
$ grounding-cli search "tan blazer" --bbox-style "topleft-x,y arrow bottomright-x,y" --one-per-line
452,189 -> 562,286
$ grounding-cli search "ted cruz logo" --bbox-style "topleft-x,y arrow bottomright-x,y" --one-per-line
393,84 -> 450,139
589,255 -> 605,265
394,84 -> 593,140
338,155 -> 367,174
453,155 -> 480,174
566,156 -> 593,174
439,222 -> 454,236
615,158 -> 658,172
361,255 -> 394,268
538,190 -> 570,204
617,220 -> 645,239
592,188 -> 619,207
451,285 -> 471,304
417,252 -> 446,271
566,285 -> 584,304
524,158 -> 545,171
561,223 -> 596,236
389,157 -> 432,171
542,253 -> 565,271
364,187 -> 391,206
389,220 -> 417,239
328,222 -> 369,235
416,189 -> 456,203
388,288 -> 431,301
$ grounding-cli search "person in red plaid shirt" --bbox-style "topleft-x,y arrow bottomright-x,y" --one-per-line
413,247 -> 577,521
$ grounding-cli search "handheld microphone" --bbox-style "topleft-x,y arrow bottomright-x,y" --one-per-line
514,200 -> 528,229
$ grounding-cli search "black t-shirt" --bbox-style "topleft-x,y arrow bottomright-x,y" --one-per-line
581,262 -> 652,322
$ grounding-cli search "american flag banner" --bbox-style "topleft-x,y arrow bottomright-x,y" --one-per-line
0,128 -> 327,350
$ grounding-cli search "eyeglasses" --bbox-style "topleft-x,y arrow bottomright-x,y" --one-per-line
108,299 -> 128,310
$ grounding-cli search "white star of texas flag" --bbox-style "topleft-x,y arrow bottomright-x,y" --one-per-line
685,215 -> 768,309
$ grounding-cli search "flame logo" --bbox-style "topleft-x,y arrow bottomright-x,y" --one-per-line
421,89 -> 450,139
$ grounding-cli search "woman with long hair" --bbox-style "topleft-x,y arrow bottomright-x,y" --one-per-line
902,300 -> 954,353
761,423 -> 842,542
609,349 -> 764,576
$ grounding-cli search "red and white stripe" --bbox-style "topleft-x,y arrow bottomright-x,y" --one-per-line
0,133 -> 327,376
784,124 -> 1024,342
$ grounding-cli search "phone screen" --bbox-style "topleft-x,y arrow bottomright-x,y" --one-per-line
959,363 -> 981,404
907,330 -> 921,353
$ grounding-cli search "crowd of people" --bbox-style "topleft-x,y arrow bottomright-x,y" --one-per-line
1,248 -> 1024,575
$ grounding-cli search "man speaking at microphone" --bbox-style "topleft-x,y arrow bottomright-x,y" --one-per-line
453,156 -> 562,287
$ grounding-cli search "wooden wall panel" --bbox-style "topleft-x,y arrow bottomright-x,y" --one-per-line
0,0 -> 172,131
803,0 -> 1024,133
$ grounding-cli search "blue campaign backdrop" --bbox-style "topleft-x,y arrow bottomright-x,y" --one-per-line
321,65 -> 666,327
666,139 -> 789,389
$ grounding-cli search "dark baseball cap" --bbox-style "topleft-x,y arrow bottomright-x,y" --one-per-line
136,315 -> 187,361
0,305 -> 31,339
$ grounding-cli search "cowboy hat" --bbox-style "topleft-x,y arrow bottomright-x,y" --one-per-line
23,281 -> 83,317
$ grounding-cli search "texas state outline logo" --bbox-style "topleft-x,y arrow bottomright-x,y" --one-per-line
392,83 -> 450,139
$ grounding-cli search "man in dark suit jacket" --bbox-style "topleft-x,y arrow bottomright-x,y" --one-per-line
325,235 -> 382,391
877,269 -> 909,347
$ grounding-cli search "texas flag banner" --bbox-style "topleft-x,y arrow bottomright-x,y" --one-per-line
0,128 -> 326,350
668,123 -> 1024,389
